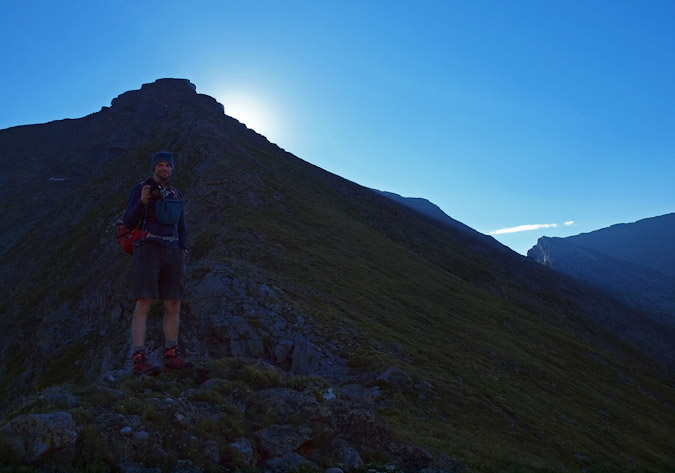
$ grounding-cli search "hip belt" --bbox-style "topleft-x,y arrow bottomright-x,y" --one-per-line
145,231 -> 179,243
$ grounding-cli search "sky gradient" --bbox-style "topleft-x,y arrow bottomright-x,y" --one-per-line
2,1 -> 673,254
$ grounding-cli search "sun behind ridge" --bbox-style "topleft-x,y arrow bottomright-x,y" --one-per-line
218,91 -> 280,141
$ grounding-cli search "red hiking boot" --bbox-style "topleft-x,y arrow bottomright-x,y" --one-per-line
132,351 -> 160,376
164,346 -> 193,370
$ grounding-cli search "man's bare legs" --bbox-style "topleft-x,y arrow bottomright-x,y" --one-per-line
163,299 -> 181,344
132,298 -> 153,348
132,298 -> 181,347
131,298 -> 160,375
131,297 -> 190,372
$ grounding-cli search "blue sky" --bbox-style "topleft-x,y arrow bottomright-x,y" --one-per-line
2,1 -> 673,255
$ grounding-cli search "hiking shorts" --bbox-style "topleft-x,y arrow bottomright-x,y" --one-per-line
132,243 -> 185,300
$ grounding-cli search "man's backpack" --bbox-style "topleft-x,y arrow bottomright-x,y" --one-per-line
117,219 -> 145,255
110,207 -> 146,255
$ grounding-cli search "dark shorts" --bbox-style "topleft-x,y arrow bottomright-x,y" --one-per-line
132,243 -> 185,300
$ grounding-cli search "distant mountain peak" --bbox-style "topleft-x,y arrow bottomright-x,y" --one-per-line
528,213 -> 675,277
527,213 -> 675,320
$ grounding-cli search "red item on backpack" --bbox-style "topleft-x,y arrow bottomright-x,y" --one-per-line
117,224 -> 145,255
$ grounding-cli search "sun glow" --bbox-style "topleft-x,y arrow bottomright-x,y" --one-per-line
216,90 -> 282,142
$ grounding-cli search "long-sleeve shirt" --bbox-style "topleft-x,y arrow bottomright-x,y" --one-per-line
123,178 -> 187,250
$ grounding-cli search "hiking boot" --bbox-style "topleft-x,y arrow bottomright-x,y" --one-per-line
132,351 -> 160,376
164,346 -> 193,370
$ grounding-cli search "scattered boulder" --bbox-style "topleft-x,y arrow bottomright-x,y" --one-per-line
253,424 -> 312,458
377,365 -> 413,391
230,437 -> 255,466
336,444 -> 365,470
0,411 -> 77,463
273,339 -> 294,364
118,463 -> 162,473
289,336 -> 317,375
265,452 -> 313,471
257,387 -> 330,420
339,383 -> 378,408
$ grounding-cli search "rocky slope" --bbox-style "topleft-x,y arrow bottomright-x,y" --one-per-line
0,79 -> 674,472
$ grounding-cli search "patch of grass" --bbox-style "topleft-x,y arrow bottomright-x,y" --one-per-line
0,436 -> 20,465
34,340 -> 89,390
348,348 -> 395,373
73,424 -> 114,469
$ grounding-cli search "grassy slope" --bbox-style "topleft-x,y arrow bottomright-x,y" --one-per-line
205,143 -> 675,472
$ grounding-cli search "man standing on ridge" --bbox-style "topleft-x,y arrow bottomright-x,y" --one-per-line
123,151 -> 191,375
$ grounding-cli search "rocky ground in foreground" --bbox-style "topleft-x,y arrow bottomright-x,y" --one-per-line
0,357 -> 463,473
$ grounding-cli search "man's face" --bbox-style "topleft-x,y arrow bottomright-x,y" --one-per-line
153,161 -> 173,182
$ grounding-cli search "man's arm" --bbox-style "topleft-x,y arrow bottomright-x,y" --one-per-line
178,207 -> 188,251
123,184 -> 148,228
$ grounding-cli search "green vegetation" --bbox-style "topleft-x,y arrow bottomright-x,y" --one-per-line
200,143 -> 675,472
0,359 -> 332,473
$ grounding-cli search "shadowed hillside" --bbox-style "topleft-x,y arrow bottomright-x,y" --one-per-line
528,214 -> 675,326
0,79 -> 673,473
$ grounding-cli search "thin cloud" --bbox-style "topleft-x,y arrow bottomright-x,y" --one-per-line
564,221 -> 575,226
489,223 -> 558,235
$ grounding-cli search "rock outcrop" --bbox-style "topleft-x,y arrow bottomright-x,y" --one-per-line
0,360 -> 455,472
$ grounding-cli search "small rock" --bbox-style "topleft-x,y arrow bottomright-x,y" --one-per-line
173,412 -> 188,425
133,430 -> 150,440
274,339 -> 294,364
118,462 -> 162,473
322,387 -> 337,401
170,459 -> 202,473
265,452 -> 313,470
102,372 -> 117,382
254,424 -> 312,457
377,365 -> 413,390
339,384 -> 375,408
230,437 -> 255,466
120,426 -> 132,436
336,446 -> 364,470
202,440 -> 220,463
415,381 -> 433,392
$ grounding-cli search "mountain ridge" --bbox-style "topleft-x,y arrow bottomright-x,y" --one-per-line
0,78 -> 673,472
529,213 -> 675,276
527,213 -> 675,325
373,190 -> 509,253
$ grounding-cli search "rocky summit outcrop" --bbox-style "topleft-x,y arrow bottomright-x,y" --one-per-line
1,79 -> 674,472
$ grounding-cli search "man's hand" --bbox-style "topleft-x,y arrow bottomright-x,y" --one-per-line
141,185 -> 152,205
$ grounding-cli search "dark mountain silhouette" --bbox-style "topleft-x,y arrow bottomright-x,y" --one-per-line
0,79 -> 673,472
373,190 -> 507,251
528,214 -> 675,325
